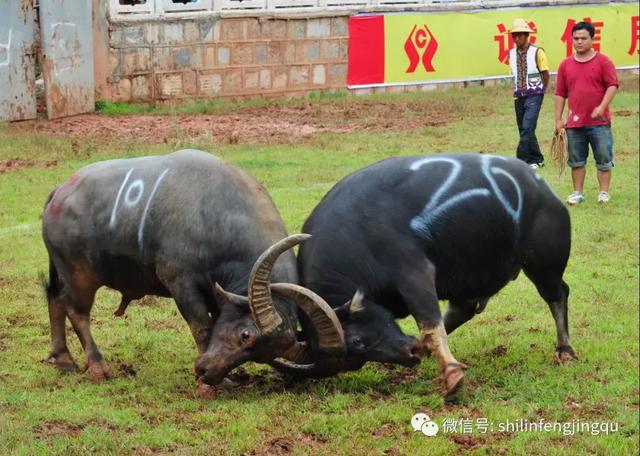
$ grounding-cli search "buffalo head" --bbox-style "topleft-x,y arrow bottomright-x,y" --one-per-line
195,234 -> 345,386
270,291 -> 420,378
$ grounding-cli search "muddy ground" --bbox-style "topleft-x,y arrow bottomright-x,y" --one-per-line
13,98 -> 463,147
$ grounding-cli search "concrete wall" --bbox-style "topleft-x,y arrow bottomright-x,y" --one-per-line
101,15 -> 349,102
96,1 -> 637,102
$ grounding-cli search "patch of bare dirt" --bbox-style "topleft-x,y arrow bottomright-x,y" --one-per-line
613,109 -> 637,117
378,363 -> 421,384
450,431 -> 511,451
34,420 -> 85,439
491,345 -> 508,357
0,158 -> 58,174
247,437 -> 294,455
564,396 -> 609,419
14,99 -> 462,147
114,361 -> 137,378
145,319 -> 183,332
244,432 -> 326,455
137,295 -> 164,308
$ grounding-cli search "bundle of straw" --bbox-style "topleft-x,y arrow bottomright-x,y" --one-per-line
550,128 -> 568,175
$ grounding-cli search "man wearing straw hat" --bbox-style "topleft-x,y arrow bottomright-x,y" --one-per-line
508,18 -> 549,169
555,21 -> 618,205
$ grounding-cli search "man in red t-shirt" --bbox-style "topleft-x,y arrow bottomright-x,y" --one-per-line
555,21 -> 619,205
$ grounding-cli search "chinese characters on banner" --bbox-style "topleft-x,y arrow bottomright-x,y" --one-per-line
560,17 -> 604,56
490,12 -> 640,66
347,5 -> 639,88
630,16 -> 640,55
494,21 -> 537,64
494,16 -> 640,65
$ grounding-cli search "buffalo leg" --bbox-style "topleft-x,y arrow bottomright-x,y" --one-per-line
168,283 -> 214,355
60,268 -> 112,382
59,262 -> 113,381
158,273 -> 221,398
525,273 -> 576,363
523,210 -> 576,363
443,300 -> 478,334
45,294 -> 77,372
67,305 -> 112,382
397,261 -> 465,397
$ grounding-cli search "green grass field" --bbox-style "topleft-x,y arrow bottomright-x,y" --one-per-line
0,80 -> 638,455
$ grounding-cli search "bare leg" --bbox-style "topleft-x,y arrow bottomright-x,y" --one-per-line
571,166 -> 587,193
597,169 -> 611,193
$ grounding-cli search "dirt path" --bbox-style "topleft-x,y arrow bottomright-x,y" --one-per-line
14,99 -> 462,146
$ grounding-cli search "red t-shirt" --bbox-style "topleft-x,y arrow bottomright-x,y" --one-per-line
555,53 -> 619,128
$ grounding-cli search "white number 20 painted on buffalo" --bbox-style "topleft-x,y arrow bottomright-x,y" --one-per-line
109,168 -> 170,251
409,155 -> 522,240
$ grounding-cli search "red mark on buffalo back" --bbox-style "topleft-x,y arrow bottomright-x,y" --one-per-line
49,174 -> 80,219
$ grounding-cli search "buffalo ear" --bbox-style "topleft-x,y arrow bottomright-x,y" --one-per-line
334,302 -> 350,320
335,290 -> 366,319
348,290 -> 366,315
214,282 -> 249,307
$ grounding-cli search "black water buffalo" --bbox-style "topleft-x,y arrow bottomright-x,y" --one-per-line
42,149 -> 343,389
274,153 -> 576,396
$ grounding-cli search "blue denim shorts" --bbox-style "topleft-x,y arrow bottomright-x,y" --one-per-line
566,125 -> 614,171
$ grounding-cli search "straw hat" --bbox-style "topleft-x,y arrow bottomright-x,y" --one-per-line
509,18 -> 534,34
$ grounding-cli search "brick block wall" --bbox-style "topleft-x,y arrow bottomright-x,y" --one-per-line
104,16 -> 349,102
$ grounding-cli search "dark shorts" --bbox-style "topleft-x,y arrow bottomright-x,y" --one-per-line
566,125 -> 614,171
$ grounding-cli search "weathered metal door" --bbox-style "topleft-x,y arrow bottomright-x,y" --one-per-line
40,0 -> 94,119
0,1 -> 37,122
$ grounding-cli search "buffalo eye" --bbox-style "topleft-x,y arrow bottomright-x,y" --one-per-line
239,329 -> 254,347
351,335 -> 365,350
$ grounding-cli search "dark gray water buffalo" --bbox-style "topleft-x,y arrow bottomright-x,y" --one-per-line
274,153 -> 576,396
42,149 -> 343,389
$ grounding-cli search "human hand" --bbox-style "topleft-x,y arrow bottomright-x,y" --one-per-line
591,105 -> 606,120
555,120 -> 566,131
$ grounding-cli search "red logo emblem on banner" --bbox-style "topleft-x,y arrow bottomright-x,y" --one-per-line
405,24 -> 438,73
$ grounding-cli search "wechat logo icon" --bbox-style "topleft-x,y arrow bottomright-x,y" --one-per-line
411,413 -> 439,437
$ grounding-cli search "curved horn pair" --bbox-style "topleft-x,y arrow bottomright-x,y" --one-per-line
215,234 -> 346,357
269,292 -> 366,378
247,233 -> 310,334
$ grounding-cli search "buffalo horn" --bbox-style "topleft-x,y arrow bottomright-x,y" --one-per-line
214,282 -> 249,306
269,358 -> 344,379
270,283 -> 345,352
248,233 -> 311,334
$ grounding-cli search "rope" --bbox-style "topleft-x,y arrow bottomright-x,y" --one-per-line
550,128 -> 568,175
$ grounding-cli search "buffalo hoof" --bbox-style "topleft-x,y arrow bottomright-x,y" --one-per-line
44,351 -> 78,373
195,379 -> 218,399
84,360 -> 113,382
443,363 -> 465,399
415,343 -> 432,359
195,377 -> 239,399
553,346 -> 577,364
